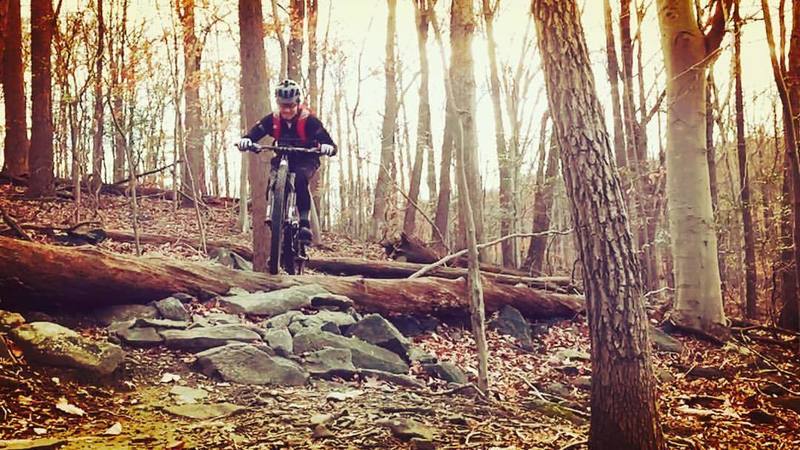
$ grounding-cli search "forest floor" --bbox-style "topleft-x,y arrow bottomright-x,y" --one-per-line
1,183 -> 799,449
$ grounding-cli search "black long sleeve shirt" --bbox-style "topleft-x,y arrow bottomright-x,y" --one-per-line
244,108 -> 336,149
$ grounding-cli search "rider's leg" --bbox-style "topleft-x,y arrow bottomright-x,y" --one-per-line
293,162 -> 318,242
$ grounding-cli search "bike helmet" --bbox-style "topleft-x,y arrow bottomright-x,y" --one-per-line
275,79 -> 302,105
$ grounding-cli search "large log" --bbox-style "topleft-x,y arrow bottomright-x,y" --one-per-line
0,236 -> 583,319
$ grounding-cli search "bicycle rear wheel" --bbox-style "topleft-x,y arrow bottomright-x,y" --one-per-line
268,164 -> 288,275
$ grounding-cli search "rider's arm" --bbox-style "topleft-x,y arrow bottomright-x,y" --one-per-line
307,116 -> 337,149
243,113 -> 275,142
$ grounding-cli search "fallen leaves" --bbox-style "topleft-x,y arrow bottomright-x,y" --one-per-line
55,397 -> 86,416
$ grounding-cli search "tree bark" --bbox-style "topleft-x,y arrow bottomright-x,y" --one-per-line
532,0 -> 665,448
177,0 -> 207,201
239,0 -> 272,271
91,0 -> 105,192
525,131 -> 559,275
369,0 -> 398,241
449,0 -> 485,256
656,0 -> 730,340
0,1 -> 7,70
733,0 -> 757,319
1,0 -> 29,178
287,0 -> 304,81
403,0 -> 433,237
28,0 -> 56,198
603,0 -> 627,169
0,236 -> 584,319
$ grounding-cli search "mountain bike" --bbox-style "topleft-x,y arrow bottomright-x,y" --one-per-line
237,143 -> 325,275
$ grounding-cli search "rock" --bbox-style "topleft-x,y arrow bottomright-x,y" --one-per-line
263,311 -> 304,329
192,313 -> 241,327
169,385 -> 209,405
95,304 -> 158,326
288,311 -> 356,336
544,382 -> 572,398
655,368 -> 675,383
218,285 -> 328,316
359,369 -> 425,388
411,437 -> 437,450
160,325 -> 261,351
0,438 -> 68,449
195,343 -> 308,385
310,293 -> 354,310
407,347 -> 437,364
171,293 -> 196,303
311,424 -> 335,439
346,314 -> 411,359
573,376 -> 592,390
489,306 -> 533,350
418,316 -> 440,333
263,328 -> 293,356
376,418 -> 434,441
134,318 -> 189,329
649,326 -> 683,354
530,322 -> 551,337
293,330 -> 409,374
115,326 -> 163,347
312,310 -> 357,329
303,348 -> 357,376
212,248 -> 253,271
388,315 -> 424,337
423,362 -> 467,384
555,348 -> 591,362
10,322 -> 124,375
164,403 -> 245,420
152,297 -> 191,322
0,310 -> 25,332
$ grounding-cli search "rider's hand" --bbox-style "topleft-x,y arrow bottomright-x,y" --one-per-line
237,137 -> 254,150
319,144 -> 337,156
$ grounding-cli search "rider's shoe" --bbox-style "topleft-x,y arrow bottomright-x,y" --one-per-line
298,219 -> 313,242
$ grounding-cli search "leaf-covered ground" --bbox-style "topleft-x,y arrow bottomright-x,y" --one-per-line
1,184 -> 799,449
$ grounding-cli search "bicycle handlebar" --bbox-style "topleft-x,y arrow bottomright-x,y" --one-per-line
235,143 -> 325,155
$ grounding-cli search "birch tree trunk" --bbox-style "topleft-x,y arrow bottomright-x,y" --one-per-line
369,0 -> 398,241
239,0 -> 272,271
533,0 -> 665,447
656,0 -> 730,340
1,0 -> 29,178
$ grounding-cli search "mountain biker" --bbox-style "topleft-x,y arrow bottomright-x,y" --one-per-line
238,79 -> 337,242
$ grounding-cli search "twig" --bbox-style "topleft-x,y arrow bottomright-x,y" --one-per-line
408,229 -> 573,279
560,440 -> 588,450
110,160 -> 182,186
0,206 -> 33,241
736,331 -> 800,380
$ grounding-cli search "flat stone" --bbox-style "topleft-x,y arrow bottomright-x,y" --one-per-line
115,326 -> 163,347
0,310 -> 25,332
10,322 -> 124,375
218,285 -> 328,316
376,418 -> 434,441
0,438 -> 68,449
407,347 -> 437,364
489,306 -> 533,350
346,314 -> 411,359
134,318 -> 188,329
171,293 -> 196,303
152,297 -> 191,322
303,348 -> 357,376
649,326 -> 683,353
423,362 -> 467,384
388,315 -> 424,337
164,402 -> 245,420
195,343 -> 308,385
310,293 -> 354,310
169,385 -> 209,404
573,376 -> 592,390
160,325 -> 261,351
555,348 -> 591,362
192,313 -> 241,327
95,304 -> 158,326
263,328 -> 293,356
263,311 -> 304,329
294,330 -> 409,374
288,311 -> 356,335
655,368 -> 675,384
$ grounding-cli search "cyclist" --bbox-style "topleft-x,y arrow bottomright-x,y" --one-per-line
238,79 -> 337,242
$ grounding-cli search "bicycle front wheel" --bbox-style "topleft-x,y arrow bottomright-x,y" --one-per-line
268,164 -> 288,275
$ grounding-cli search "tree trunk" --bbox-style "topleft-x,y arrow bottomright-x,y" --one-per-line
287,0 -> 304,81
1,0 -> 29,178
532,0 -> 665,448
482,0 -> 513,268
432,99 -> 454,252
28,0 -> 55,198
403,0 -> 433,237
525,130 -> 559,275
239,0 -> 272,271
603,0 -> 627,169
0,1 -> 7,69
0,236 -> 583,319
733,1 -> 757,319
91,0 -> 105,192
449,0 -> 485,257
178,0 -> 207,201
109,0 -> 127,184
369,0 -> 398,241
656,0 -> 729,340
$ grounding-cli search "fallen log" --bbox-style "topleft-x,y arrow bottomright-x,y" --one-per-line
0,236 -> 584,319
98,229 -> 579,291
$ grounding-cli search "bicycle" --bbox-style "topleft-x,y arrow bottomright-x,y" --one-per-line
237,143 -> 326,275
